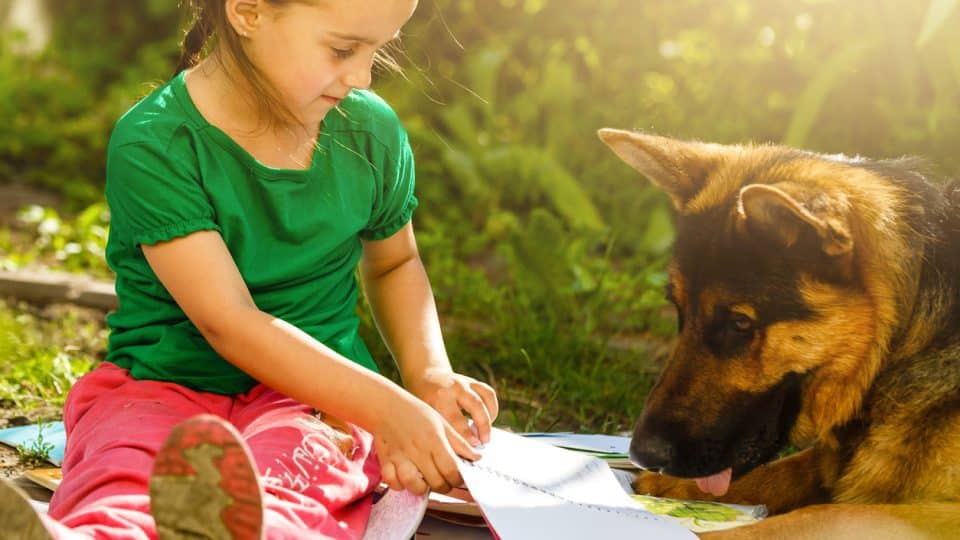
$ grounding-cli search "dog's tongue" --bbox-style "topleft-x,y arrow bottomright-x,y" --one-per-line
694,467 -> 732,496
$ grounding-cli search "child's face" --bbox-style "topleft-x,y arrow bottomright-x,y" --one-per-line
247,0 -> 418,123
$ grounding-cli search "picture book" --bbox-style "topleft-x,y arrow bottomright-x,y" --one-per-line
456,428 -> 698,539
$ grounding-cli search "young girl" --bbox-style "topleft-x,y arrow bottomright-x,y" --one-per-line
0,0 -> 498,537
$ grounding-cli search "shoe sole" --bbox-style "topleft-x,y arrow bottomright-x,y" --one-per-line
0,479 -> 53,540
151,414 -> 263,540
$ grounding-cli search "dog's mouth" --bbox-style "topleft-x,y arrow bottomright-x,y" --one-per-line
631,371 -> 805,493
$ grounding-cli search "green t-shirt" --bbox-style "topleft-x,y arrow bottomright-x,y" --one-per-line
103,71 -> 418,395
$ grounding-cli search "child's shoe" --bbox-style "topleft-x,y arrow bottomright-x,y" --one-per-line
150,414 -> 264,540
0,479 -> 54,540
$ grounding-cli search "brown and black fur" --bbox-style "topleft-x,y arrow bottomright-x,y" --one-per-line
598,129 -> 960,539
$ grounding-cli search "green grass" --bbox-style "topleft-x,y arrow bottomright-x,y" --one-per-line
16,419 -> 57,467
0,300 -> 104,413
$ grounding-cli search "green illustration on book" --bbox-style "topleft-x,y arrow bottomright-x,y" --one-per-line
630,494 -> 765,532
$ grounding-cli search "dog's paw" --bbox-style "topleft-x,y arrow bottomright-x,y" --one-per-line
632,471 -> 712,500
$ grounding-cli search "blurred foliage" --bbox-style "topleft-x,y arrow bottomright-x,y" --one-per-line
0,204 -> 111,277
0,0 -> 181,206
1,0 -> 958,431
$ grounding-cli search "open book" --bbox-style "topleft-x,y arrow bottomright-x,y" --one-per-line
456,428 -> 697,540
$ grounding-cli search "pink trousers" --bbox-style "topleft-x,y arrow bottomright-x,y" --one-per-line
44,363 -> 380,539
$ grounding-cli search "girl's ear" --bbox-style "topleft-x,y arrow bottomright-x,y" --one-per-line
225,0 -> 263,37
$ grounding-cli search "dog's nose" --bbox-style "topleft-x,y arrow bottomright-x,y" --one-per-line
630,433 -> 674,473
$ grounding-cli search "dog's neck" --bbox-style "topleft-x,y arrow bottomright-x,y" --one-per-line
883,174 -> 960,360
804,164 -> 959,446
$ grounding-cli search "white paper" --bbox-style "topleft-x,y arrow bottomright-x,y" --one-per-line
522,432 -> 631,455
458,429 -> 696,540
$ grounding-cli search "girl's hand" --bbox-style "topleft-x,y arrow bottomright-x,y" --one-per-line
373,391 -> 480,495
406,368 -> 499,447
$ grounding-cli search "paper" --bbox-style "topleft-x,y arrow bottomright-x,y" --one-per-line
522,432 -> 637,469
522,432 -> 631,455
458,429 -> 696,540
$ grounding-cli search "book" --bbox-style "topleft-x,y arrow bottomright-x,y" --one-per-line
415,514 -> 496,539
0,422 -> 66,466
629,494 -> 765,533
427,487 -> 483,518
521,432 -> 636,470
427,467 -> 766,535
456,428 -> 698,539
23,467 -> 63,492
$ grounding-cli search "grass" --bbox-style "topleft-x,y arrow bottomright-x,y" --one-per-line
0,300 -> 104,413
0,294 -> 665,434
15,419 -> 56,467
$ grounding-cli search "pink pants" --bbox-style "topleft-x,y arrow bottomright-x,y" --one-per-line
44,363 -> 380,539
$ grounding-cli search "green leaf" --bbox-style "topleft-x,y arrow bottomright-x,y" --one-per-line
783,42 -> 870,148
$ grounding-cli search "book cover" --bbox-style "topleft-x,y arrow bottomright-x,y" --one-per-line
23,467 -> 63,492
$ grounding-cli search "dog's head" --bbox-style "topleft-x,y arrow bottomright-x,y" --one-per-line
599,129 -> 921,490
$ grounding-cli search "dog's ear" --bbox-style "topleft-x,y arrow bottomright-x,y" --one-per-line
597,129 -> 726,208
737,183 -> 853,256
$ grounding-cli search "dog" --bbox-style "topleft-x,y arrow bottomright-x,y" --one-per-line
598,129 -> 960,539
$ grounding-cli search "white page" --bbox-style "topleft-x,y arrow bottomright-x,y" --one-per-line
458,429 -> 696,540
523,433 -> 631,455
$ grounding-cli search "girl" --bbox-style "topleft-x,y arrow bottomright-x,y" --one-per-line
0,0 -> 498,538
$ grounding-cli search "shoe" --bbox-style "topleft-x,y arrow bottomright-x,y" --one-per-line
150,414 -> 264,540
0,479 -> 54,540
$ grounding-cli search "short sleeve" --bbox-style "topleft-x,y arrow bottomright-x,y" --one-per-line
358,127 -> 419,241
105,136 -> 220,247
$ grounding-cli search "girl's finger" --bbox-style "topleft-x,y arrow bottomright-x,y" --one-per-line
444,422 -> 481,462
432,434 -> 467,488
380,461 -> 402,491
452,410 -> 480,446
417,457 -> 453,494
396,460 -> 429,496
472,380 -> 499,421
458,390 -> 492,444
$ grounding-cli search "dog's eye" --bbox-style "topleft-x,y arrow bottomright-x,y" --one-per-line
730,313 -> 754,332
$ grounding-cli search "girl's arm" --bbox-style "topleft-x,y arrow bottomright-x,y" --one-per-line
142,230 -> 478,495
359,222 -> 499,444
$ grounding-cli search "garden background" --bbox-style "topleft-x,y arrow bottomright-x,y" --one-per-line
0,0 -> 958,446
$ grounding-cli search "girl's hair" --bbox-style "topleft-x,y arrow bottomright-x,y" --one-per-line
176,0 -> 402,130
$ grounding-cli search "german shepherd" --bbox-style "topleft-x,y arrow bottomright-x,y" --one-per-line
598,129 -> 960,539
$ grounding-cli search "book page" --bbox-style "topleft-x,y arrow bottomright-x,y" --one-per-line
458,429 -> 696,540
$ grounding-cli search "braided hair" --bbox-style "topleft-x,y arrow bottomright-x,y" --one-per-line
175,0 -> 215,76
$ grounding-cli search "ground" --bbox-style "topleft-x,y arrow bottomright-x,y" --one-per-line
0,183 -> 85,485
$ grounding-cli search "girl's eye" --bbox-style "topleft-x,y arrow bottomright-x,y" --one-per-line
332,47 -> 355,59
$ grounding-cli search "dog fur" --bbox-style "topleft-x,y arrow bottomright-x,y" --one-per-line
598,129 -> 960,539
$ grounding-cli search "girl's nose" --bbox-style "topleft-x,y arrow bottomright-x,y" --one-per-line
342,60 -> 373,91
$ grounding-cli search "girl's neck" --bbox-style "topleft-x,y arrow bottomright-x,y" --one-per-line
185,55 -> 321,170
